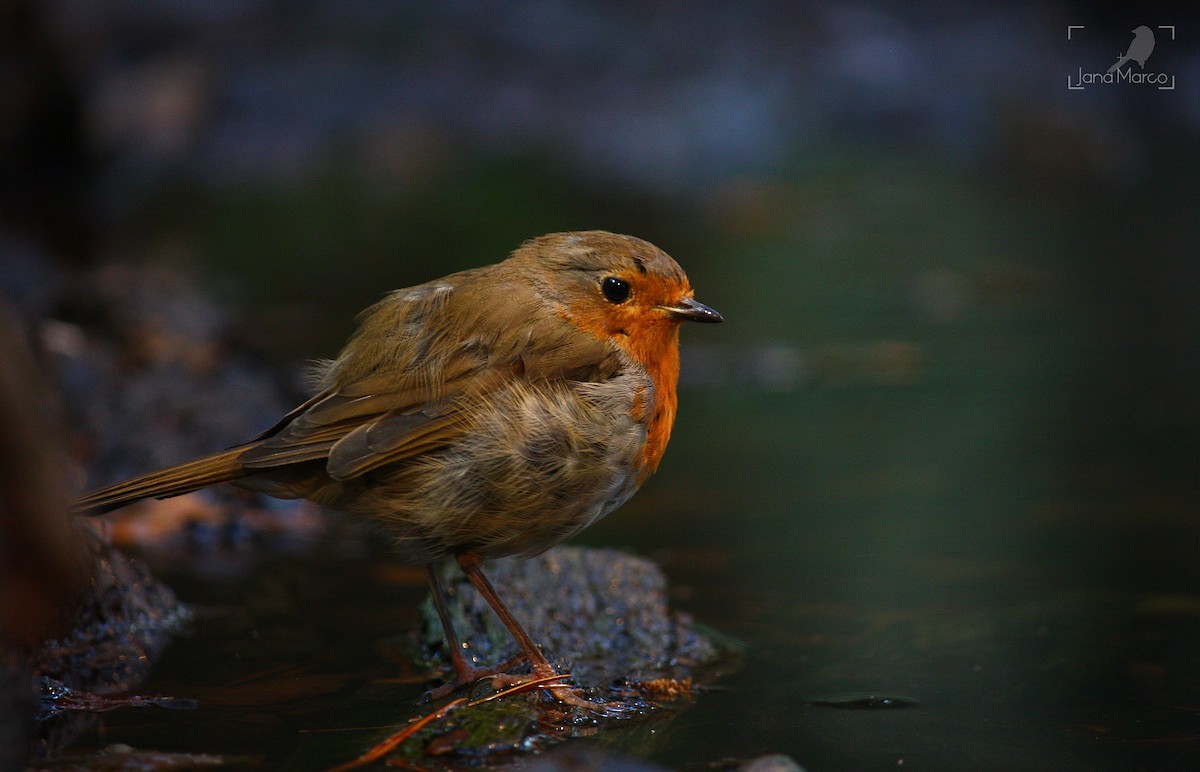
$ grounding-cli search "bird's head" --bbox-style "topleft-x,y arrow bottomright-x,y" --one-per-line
514,231 -> 722,369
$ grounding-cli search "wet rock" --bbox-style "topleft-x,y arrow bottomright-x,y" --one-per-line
31,529 -> 189,692
24,528 -> 190,757
421,546 -> 728,689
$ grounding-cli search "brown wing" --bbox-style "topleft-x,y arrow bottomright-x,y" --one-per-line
236,263 -> 621,484
237,368 -> 502,481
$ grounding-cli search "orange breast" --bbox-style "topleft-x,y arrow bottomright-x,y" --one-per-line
626,326 -> 680,484
561,303 -> 684,485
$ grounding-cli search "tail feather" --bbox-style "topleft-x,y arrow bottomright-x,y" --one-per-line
74,447 -> 246,515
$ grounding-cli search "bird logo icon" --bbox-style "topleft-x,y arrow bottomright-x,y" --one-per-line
1107,25 -> 1155,74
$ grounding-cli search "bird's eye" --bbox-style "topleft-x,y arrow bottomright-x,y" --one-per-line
601,276 -> 631,304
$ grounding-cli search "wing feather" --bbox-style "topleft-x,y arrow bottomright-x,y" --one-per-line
238,266 -> 620,485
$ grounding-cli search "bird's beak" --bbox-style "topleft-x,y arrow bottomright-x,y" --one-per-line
658,296 -> 724,323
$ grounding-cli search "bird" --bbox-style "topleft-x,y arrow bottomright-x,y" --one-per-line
1107,25 -> 1155,74
74,230 -> 723,703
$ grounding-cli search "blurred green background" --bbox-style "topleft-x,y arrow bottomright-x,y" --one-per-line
3,1 -> 1199,768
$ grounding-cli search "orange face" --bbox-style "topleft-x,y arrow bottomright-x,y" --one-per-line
521,230 -> 721,368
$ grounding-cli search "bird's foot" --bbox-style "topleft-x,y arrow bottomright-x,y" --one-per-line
421,652 -> 530,702
488,664 -> 604,712
423,659 -> 603,712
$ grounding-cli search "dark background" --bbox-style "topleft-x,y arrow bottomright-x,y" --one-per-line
3,1 -> 1199,768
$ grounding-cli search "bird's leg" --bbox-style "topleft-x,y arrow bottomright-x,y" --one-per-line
423,553 -> 597,708
455,552 -> 598,708
422,562 -> 527,702
454,552 -> 555,676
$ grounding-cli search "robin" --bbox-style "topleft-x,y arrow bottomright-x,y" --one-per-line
75,230 -> 723,702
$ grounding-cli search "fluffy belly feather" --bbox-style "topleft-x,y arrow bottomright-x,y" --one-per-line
338,376 -> 650,564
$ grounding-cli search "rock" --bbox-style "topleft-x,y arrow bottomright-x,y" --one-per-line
24,528 -> 191,758
421,546 -> 727,689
